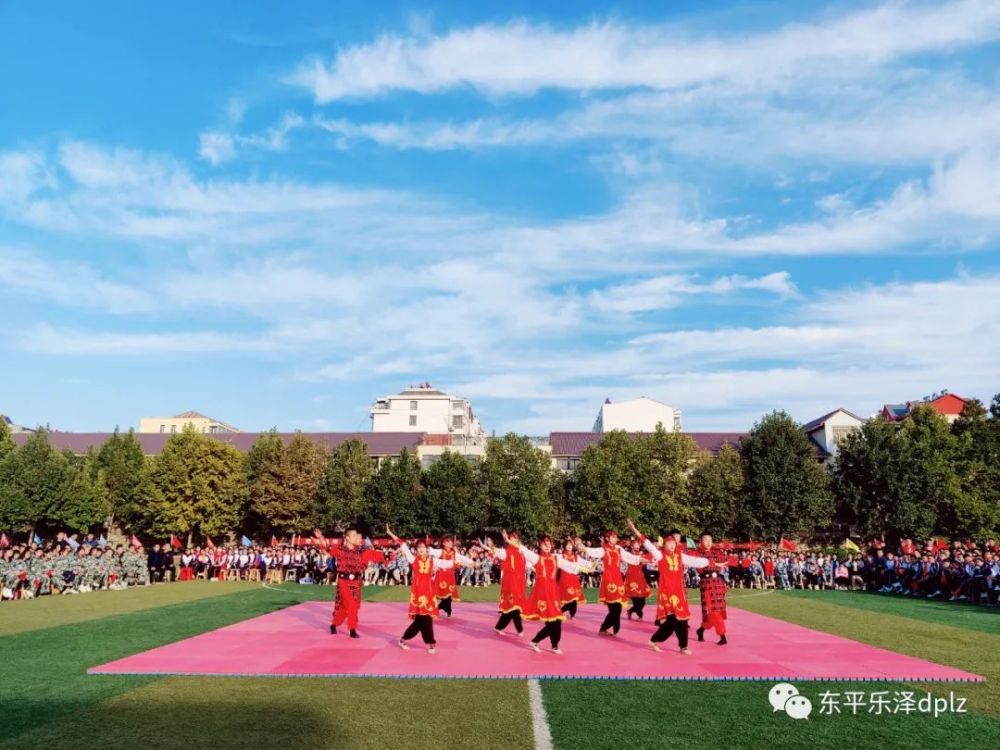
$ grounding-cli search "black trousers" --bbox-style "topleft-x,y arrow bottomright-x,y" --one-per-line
532,620 -> 562,648
439,596 -> 452,616
495,609 -> 523,633
600,602 -> 623,634
650,614 -> 688,648
401,614 -> 436,645
627,596 -> 646,619
561,600 -> 577,618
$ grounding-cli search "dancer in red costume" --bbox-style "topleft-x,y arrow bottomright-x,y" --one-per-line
626,520 -> 708,653
503,531 -> 588,654
484,533 -> 526,636
578,530 -> 645,635
624,537 -> 653,621
313,527 -> 383,638
694,532 -> 731,645
558,539 -> 587,619
428,536 -> 473,618
385,527 -> 456,654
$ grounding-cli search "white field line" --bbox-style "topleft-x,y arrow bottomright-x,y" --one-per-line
528,678 -> 554,750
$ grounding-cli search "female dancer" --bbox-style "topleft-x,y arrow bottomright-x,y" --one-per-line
503,531 -> 588,654
483,533 -> 526,636
624,537 -> 653,620
558,539 -> 587,619
578,530 -> 645,635
626,520 -> 708,654
428,536 -> 473,618
385,527 -> 456,654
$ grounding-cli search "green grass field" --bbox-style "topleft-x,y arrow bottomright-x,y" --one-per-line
1,583 -> 997,749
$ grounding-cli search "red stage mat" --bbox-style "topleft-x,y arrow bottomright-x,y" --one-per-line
89,601 -> 983,682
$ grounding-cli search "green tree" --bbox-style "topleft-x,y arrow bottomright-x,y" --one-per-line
96,428 -> 151,533
0,430 -> 69,536
58,449 -> 109,532
949,399 -> 999,538
739,410 -> 832,539
478,434 -> 554,539
0,417 -> 14,461
688,443 -> 744,537
314,439 -> 373,529
568,431 -> 639,536
248,431 -> 326,536
421,450 -> 480,537
145,426 -> 248,544
639,426 -> 698,532
365,448 -> 423,535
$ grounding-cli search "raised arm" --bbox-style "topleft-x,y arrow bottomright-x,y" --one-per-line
556,555 -> 584,575
454,551 -> 474,566
517,542 -> 540,567
619,547 -> 643,566
398,543 -> 416,565
642,537 -> 663,562
681,553 -> 710,569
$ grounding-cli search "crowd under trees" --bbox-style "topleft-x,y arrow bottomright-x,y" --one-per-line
1,394 -> 997,545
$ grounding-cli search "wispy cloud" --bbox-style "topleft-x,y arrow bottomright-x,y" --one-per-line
289,1 -> 1000,101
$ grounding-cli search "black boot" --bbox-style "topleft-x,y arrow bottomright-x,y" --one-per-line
718,635 -> 727,646
696,627 -> 705,642
329,624 -> 337,635
349,629 -> 360,639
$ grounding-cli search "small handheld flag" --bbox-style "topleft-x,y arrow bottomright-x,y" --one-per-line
33,533 -> 42,545
241,535 -> 252,547
685,537 -> 696,549
130,534 -> 141,547
271,535 -> 280,547
0,532 -> 9,548
780,537 -> 798,552
170,534 -> 183,548
205,536 -> 215,549
98,534 -> 108,548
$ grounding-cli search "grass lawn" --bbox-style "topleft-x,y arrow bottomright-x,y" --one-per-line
1,582 -> 996,749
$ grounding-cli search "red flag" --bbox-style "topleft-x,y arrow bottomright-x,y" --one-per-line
130,534 -> 141,547
271,535 -> 280,547
205,536 -> 215,549
170,533 -> 183,548
0,532 -> 9,548
780,537 -> 798,552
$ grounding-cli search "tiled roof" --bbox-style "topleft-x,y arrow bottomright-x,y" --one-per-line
802,408 -> 865,433
12,431 -> 424,456
548,432 -> 745,457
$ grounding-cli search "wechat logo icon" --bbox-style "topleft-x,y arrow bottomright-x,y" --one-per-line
768,683 -> 813,720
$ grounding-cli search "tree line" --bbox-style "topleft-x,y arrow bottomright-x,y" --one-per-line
1,396 -> 997,545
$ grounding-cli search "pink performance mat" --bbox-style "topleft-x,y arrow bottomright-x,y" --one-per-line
89,602 -> 983,682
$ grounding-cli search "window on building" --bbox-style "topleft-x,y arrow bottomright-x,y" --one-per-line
170,425 -> 177,433
159,424 -> 165,433
409,415 -> 417,426
410,400 -> 418,410
452,415 -> 464,430
832,426 -> 856,444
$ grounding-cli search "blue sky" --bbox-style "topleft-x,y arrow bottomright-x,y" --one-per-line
1,0 -> 999,434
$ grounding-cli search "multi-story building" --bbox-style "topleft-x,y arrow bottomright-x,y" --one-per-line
138,411 -> 240,435
370,383 -> 485,437
802,408 -> 864,462
593,397 -> 682,433
1,414 -> 31,433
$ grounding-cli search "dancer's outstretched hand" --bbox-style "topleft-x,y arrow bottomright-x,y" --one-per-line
626,519 -> 641,537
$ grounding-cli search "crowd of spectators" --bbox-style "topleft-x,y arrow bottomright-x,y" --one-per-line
3,532 -> 997,607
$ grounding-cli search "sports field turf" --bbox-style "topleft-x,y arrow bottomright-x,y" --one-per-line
1,583 -> 997,749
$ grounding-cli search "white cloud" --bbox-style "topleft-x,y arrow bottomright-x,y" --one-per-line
588,272 -> 797,313
290,1 -> 1000,101
199,132 -> 236,164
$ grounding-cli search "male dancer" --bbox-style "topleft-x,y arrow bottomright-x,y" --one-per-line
313,527 -> 382,638
578,530 -> 645,635
627,520 -> 708,653
485,533 -> 526,636
694,531 -> 730,645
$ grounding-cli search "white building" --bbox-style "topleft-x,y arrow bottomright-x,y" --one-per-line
139,411 -> 240,435
802,408 -> 864,462
593,397 -> 682,433
370,383 -> 485,438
